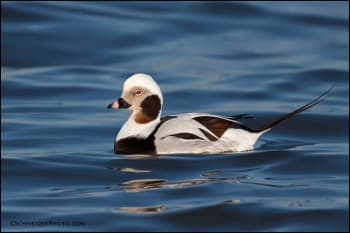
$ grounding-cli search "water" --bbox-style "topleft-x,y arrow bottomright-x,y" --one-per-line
1,1 -> 349,231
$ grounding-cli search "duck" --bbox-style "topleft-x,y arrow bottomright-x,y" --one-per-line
107,73 -> 331,154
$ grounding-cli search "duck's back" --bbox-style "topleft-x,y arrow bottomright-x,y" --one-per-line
154,113 -> 262,154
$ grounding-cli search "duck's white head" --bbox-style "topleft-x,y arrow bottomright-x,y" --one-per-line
108,73 -> 163,124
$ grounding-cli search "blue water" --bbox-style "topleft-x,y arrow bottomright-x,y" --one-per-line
1,1 -> 349,232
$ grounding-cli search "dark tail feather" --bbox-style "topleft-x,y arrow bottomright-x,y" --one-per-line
252,86 -> 334,133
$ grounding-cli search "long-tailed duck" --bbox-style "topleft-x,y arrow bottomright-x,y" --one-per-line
108,73 -> 331,154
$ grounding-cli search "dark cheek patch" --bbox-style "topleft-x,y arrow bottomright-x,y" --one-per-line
135,113 -> 154,124
135,95 -> 161,124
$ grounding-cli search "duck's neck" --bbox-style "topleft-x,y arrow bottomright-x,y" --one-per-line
116,111 -> 161,141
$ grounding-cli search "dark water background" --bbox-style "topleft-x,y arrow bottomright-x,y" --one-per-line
1,1 -> 349,232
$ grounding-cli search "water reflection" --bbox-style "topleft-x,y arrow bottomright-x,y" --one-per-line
118,154 -> 159,160
201,170 -> 224,176
119,174 -> 306,192
288,200 -> 311,207
121,179 -> 168,192
120,176 -> 247,192
223,199 -> 241,204
115,204 -> 164,214
109,167 -> 151,173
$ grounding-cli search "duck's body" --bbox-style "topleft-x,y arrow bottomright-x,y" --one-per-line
115,113 -> 263,154
108,73 -> 330,155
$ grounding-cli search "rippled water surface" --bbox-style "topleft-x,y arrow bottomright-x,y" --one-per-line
1,2 -> 349,232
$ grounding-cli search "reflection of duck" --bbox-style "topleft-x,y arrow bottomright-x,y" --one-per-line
116,204 -> 164,214
120,177 -> 246,193
122,179 -> 167,193
108,73 -> 331,154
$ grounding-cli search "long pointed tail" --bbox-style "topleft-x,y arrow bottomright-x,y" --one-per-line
252,86 -> 334,133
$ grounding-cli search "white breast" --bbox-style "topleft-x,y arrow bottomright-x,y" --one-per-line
116,112 -> 161,141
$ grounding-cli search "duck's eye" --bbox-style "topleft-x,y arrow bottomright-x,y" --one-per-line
135,89 -> 142,96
